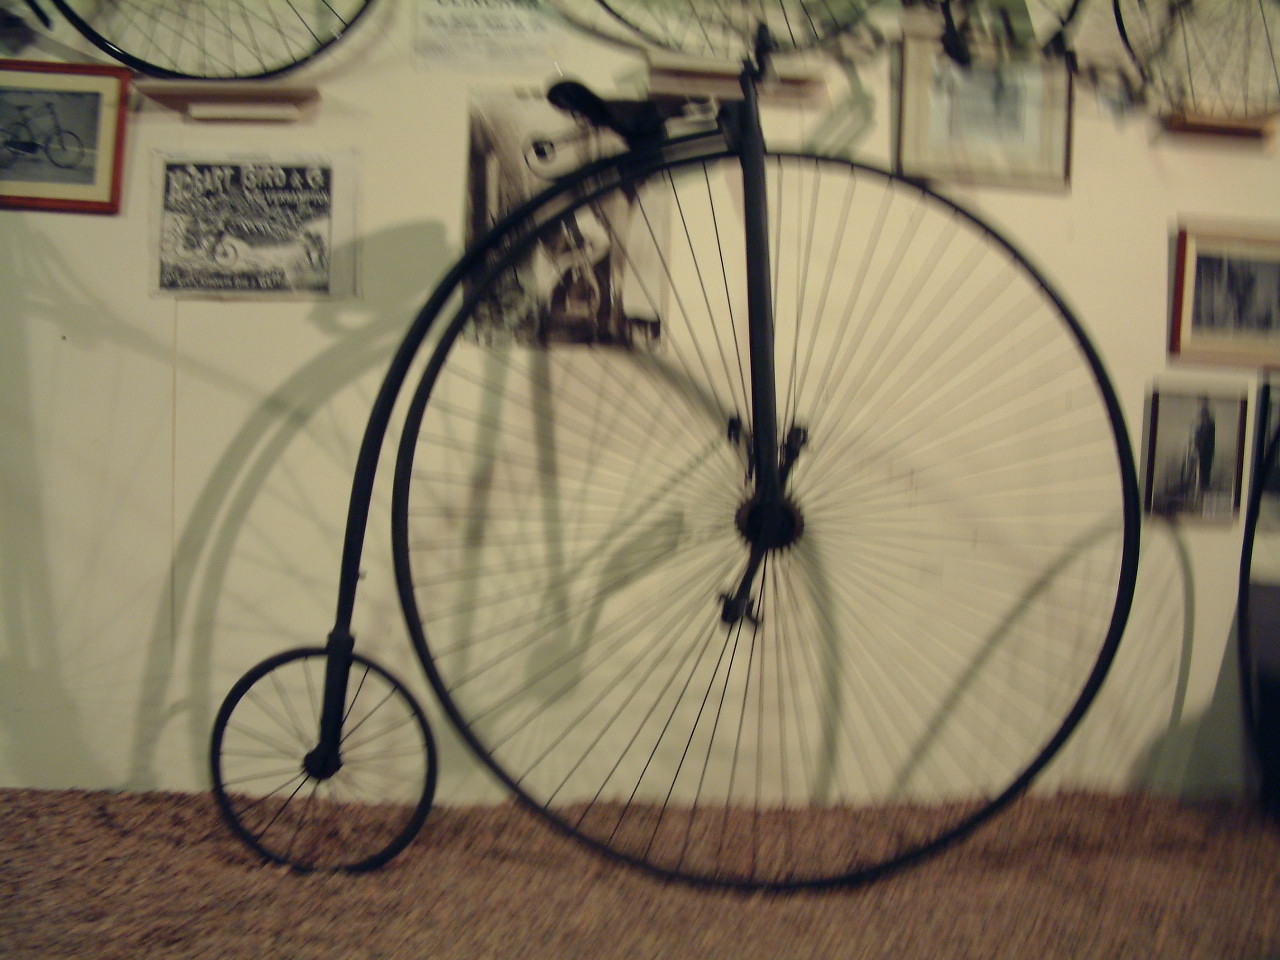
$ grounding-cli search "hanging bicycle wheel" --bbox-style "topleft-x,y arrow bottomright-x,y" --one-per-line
392,149 -> 1140,889
590,0 -> 873,61
45,0 -> 377,79
210,647 -> 437,872
1115,0 -> 1280,121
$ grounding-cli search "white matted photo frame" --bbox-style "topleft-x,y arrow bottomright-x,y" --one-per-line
1170,221 -> 1280,367
895,37 -> 1072,190
0,59 -> 131,214
1144,387 -> 1247,522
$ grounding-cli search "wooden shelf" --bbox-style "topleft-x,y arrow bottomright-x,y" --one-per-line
134,80 -> 318,122
1161,113 -> 1274,140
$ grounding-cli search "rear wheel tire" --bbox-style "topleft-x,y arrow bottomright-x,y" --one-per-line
210,647 -> 437,872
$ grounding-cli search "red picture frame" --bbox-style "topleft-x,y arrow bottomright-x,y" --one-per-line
0,59 -> 131,214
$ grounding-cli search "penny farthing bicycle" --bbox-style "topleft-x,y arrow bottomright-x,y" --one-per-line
210,0 -> 1141,889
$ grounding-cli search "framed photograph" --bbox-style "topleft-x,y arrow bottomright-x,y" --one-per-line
1144,388 -> 1247,522
1170,221 -> 1280,366
155,154 -> 356,298
464,90 -> 665,348
896,37 -> 1072,190
0,59 -> 131,214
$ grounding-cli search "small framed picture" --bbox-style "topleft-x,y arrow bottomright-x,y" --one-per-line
1171,221 -> 1280,367
0,59 -> 131,214
1144,388 -> 1247,522
896,37 -> 1072,190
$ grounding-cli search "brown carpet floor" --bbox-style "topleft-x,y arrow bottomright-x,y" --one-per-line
2,788 -> 1279,959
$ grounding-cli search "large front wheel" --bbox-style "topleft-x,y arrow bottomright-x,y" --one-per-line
392,151 -> 1140,889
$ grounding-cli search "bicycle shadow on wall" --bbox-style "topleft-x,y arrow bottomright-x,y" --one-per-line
0,212 -> 234,787
121,220 -> 470,795
1046,522 -> 1196,793
1117,521 -> 1250,797
0,217 -> 121,787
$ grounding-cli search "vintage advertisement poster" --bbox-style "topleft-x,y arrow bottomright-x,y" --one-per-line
156,156 -> 355,297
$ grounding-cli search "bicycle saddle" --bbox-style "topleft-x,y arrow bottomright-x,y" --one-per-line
546,81 -> 688,148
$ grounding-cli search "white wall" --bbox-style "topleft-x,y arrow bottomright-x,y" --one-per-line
2,0 -> 1277,803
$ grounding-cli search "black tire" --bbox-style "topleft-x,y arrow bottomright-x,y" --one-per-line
1238,382 -> 1280,813
43,129 -> 83,169
210,647 -> 437,872
1115,0 -> 1280,121
46,0 -> 378,79
390,146 -> 1141,889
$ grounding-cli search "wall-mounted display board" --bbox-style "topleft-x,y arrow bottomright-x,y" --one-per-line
0,58 -> 130,214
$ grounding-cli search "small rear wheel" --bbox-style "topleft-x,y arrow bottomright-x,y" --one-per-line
210,647 -> 437,872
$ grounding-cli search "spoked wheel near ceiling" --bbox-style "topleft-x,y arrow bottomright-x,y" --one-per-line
19,0 -> 377,79
1114,0 -> 1280,123
588,0 -> 877,60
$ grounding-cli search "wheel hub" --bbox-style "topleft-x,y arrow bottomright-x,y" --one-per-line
303,746 -> 342,780
735,495 -> 804,551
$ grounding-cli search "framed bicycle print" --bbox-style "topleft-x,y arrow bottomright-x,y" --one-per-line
1144,387 -> 1247,522
895,37 -> 1072,191
0,59 -> 131,214
1171,221 -> 1280,367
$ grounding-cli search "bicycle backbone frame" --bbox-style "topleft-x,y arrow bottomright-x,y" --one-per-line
309,52 -> 790,772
